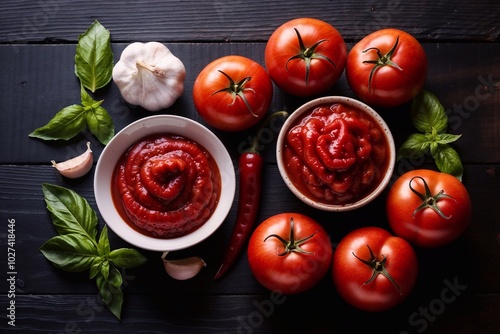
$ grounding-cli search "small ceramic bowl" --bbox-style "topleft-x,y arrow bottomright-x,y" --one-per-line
94,115 -> 236,251
276,96 -> 395,212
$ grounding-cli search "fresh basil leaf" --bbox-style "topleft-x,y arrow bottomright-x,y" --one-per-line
80,85 -> 114,145
80,84 -> 103,109
85,104 -> 114,145
431,144 -> 464,181
100,260 -> 110,281
411,90 -> 448,134
96,265 -> 123,320
424,127 -> 439,142
108,248 -> 148,269
42,183 -> 98,242
97,225 -> 110,256
75,20 -> 113,92
29,104 -> 86,141
40,234 -> 98,272
436,133 -> 462,145
397,133 -> 431,160
429,142 -> 440,164
89,256 -> 104,279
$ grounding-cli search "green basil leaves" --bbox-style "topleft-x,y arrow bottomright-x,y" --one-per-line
42,180 -> 98,239
398,90 -> 464,180
81,85 -> 114,144
40,183 -> 147,320
34,21 -> 140,322
75,20 -> 114,92
29,104 -> 87,141
30,21 -> 115,145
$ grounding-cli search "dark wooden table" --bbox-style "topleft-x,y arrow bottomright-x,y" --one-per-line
1,1 -> 499,333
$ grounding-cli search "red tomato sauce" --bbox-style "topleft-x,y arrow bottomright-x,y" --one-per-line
112,134 -> 221,239
283,103 -> 390,205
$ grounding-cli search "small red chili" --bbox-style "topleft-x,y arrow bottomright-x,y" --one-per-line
214,111 -> 287,280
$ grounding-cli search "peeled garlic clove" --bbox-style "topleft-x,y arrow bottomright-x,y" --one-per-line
51,142 -> 93,178
161,251 -> 206,280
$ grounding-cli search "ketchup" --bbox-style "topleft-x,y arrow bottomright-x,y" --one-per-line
112,134 -> 221,239
283,103 -> 389,205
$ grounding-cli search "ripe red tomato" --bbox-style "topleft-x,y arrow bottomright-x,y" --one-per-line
386,169 -> 472,248
247,212 -> 333,294
193,55 -> 273,132
332,226 -> 418,312
265,18 -> 347,97
346,28 -> 427,107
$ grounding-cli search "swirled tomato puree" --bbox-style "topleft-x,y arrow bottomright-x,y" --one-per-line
112,134 -> 221,239
283,103 -> 389,205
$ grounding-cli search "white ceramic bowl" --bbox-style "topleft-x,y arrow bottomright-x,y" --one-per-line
94,115 -> 236,251
276,96 -> 395,212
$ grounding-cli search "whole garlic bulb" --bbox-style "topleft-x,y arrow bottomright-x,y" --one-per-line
112,42 -> 186,112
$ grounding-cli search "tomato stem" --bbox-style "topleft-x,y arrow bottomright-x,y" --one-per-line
409,176 -> 457,219
352,245 -> 402,295
286,28 -> 336,85
361,35 -> 403,93
264,217 -> 317,256
212,70 -> 257,117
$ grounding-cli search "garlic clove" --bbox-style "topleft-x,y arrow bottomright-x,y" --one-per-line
51,142 -> 93,179
161,251 -> 206,280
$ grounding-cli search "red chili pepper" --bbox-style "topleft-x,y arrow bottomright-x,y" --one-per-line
214,150 -> 263,280
214,111 -> 287,280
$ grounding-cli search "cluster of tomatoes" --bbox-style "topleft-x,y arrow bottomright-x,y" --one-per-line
192,17 -> 427,132
248,169 -> 471,312
193,18 -> 472,311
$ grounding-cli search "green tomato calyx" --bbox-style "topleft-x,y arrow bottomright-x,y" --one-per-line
409,176 -> 457,219
212,70 -> 257,117
264,217 -> 316,256
286,28 -> 336,85
362,35 -> 403,93
352,245 -> 402,295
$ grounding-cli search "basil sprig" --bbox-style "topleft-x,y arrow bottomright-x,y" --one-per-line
398,90 -> 464,180
39,183 -> 147,320
75,20 -> 114,92
30,21 -> 115,145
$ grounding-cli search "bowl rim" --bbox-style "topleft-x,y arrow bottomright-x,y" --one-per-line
94,115 -> 236,251
276,96 -> 395,212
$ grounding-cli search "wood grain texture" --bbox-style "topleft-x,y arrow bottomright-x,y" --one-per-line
2,292 -> 499,333
0,164 -> 498,294
1,0 -> 499,43
1,0 -> 499,333
1,43 -> 499,164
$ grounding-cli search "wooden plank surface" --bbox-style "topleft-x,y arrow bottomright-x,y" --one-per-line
1,43 -> 499,164
1,0 -> 499,333
1,164 -> 499,293
2,0 -> 499,43
8,293 -> 500,333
